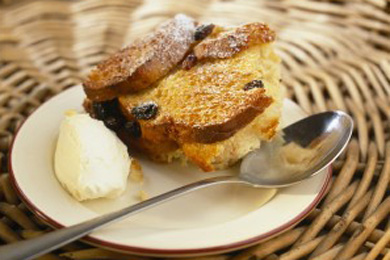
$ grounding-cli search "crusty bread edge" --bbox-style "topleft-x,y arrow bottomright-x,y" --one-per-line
83,56 -> 173,101
120,88 -> 273,144
82,14 -> 196,102
167,91 -> 273,144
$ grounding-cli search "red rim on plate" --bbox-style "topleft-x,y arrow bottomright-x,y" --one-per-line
8,87 -> 332,256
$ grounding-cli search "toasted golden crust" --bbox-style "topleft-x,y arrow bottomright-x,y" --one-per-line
193,23 -> 275,60
83,14 -> 196,101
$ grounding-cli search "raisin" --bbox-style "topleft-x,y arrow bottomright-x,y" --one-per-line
103,116 -> 124,131
131,102 -> 159,120
124,121 -> 142,138
182,54 -> 197,70
92,99 -> 127,130
243,80 -> 264,91
92,102 -> 107,120
194,24 -> 215,41
92,99 -> 120,120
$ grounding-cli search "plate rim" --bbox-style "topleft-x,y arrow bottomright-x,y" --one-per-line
8,86 -> 332,256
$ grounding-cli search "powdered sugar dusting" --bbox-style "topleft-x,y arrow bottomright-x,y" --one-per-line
194,23 -> 275,60
84,14 -> 196,96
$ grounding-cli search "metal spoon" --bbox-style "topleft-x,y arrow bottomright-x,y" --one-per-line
0,110 -> 353,260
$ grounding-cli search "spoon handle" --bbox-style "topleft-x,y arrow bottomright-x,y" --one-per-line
0,175 -> 242,260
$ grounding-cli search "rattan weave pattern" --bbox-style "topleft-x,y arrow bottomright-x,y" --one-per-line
0,0 -> 390,259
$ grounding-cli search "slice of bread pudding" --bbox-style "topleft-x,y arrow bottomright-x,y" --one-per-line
83,15 -> 282,172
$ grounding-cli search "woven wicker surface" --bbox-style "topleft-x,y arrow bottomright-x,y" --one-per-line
1,0 -> 390,259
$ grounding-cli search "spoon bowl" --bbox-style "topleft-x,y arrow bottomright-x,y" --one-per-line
240,111 -> 353,187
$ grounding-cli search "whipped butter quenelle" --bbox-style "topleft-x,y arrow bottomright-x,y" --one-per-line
54,111 -> 131,201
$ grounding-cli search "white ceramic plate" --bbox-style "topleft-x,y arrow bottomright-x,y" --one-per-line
9,86 -> 331,257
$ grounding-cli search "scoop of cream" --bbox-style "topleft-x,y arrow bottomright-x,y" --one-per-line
54,112 -> 131,201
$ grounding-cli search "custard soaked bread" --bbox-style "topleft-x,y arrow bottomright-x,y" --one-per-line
84,18 -> 282,172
